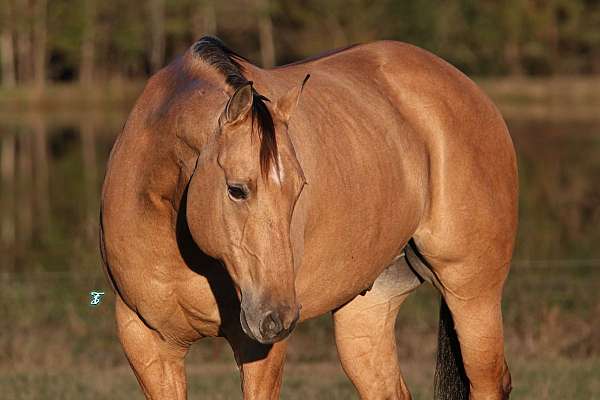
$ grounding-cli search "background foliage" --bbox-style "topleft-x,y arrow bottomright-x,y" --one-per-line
1,0 -> 600,89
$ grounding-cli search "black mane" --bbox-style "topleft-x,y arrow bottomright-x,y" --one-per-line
192,36 -> 277,177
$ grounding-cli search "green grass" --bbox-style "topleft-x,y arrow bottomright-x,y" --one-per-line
1,265 -> 598,399
1,358 -> 598,399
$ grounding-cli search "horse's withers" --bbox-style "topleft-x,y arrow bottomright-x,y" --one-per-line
186,81 -> 307,344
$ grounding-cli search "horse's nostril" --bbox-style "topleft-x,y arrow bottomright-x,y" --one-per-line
259,311 -> 283,338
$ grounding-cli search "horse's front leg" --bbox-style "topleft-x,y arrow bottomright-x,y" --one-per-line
227,330 -> 289,399
115,295 -> 189,400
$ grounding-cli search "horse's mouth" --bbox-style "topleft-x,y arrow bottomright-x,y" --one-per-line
239,308 -> 298,344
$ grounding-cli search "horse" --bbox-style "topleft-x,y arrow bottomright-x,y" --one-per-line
100,36 -> 517,399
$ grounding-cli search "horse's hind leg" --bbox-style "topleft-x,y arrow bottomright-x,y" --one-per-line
442,267 -> 512,400
408,241 -> 512,400
116,295 -> 189,400
333,256 -> 421,399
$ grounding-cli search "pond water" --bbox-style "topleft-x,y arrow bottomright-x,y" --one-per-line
0,110 -> 598,273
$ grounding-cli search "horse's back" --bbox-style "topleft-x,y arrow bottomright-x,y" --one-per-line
281,39 -> 517,232
277,41 -> 518,297
277,40 -> 516,191
359,42 -> 518,268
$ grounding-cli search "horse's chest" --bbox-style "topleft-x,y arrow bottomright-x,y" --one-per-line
113,267 -> 220,340
116,271 -> 178,322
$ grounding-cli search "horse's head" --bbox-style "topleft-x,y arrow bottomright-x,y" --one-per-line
186,79 -> 307,343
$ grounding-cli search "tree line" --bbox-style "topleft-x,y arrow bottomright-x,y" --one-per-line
1,0 -> 599,90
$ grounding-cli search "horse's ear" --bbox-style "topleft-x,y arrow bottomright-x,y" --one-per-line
274,74 -> 310,122
220,82 -> 254,126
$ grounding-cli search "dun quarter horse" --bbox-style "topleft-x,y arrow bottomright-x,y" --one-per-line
101,37 -> 517,399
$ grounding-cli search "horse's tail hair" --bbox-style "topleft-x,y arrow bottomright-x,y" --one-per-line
434,297 -> 469,400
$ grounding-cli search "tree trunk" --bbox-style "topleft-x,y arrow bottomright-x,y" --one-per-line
192,0 -> 217,38
18,131 -> 33,250
32,0 -> 47,93
79,0 -> 96,86
547,4 -> 559,75
0,0 -> 17,88
149,0 -> 165,73
1,133 -> 16,270
0,33 -> 16,88
15,0 -> 32,83
504,41 -> 523,76
256,0 -> 275,68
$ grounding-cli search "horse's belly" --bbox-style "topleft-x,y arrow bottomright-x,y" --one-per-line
295,217 -> 416,320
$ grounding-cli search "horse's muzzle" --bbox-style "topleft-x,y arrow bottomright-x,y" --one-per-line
240,306 -> 299,344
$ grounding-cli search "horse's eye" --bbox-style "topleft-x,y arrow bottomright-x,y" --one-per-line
227,184 -> 248,201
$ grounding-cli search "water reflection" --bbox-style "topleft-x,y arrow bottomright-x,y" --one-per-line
0,113 -> 599,271
510,118 -> 600,263
0,112 -> 123,272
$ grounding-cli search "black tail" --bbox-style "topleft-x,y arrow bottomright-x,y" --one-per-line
434,297 -> 469,400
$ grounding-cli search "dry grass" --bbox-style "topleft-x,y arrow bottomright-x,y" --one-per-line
1,265 -> 598,399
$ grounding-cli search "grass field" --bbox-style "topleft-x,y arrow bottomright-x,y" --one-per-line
1,264 -> 598,399
2,358 -> 599,399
